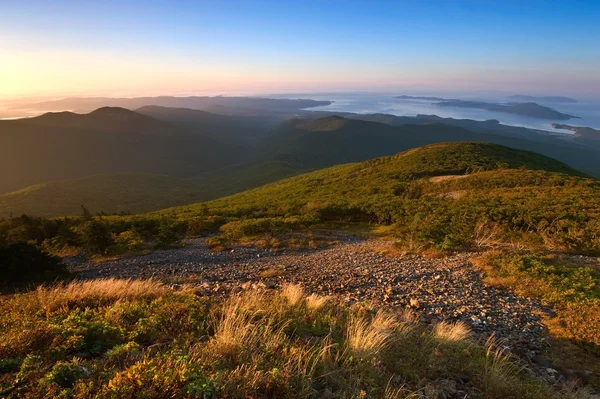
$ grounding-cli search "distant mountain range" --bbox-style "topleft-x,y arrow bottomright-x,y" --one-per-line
10,96 -> 331,116
2,102 -> 600,217
394,95 -> 578,120
0,107 -> 249,194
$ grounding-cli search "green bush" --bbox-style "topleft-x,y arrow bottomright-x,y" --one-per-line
52,310 -> 125,356
42,360 -> 87,388
0,358 -> 21,374
108,230 -> 145,254
77,220 -> 115,254
219,217 -> 302,240
0,242 -> 68,286
154,221 -> 182,249
185,216 -> 226,236
106,341 -> 141,364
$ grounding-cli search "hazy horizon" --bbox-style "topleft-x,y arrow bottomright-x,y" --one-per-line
2,0 -> 599,99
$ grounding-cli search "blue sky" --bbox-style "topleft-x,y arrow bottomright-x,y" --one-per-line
1,0 -> 599,97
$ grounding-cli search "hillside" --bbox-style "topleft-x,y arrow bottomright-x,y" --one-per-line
0,107 -> 247,194
135,106 -> 277,144
258,116 -> 600,175
0,174 -> 210,217
509,95 -> 578,103
4,111 -> 600,218
170,141 -> 587,218
2,142 -> 599,396
24,107 -> 182,136
308,114 -> 600,176
125,142 -> 599,255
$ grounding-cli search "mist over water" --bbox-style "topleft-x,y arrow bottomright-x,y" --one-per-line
281,92 -> 600,133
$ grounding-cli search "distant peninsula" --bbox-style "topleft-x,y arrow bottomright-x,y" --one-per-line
394,95 -> 578,120
552,123 -> 600,141
509,95 -> 577,103
436,100 -> 578,120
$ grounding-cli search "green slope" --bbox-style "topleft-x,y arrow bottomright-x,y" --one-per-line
0,174 -> 211,217
1,142 -> 598,255
164,142 -> 587,217
149,142 -> 599,253
2,110 -> 597,219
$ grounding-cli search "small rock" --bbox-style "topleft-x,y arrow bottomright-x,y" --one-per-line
264,280 -> 277,289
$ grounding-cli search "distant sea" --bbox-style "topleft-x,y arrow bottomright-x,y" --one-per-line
272,92 -> 600,134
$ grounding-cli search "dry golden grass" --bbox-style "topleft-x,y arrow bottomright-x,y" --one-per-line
209,292 -> 287,356
428,175 -> 469,183
372,241 -> 450,259
281,283 -> 304,306
396,308 -> 419,324
211,298 -> 257,350
346,310 -> 399,358
36,278 -> 167,313
306,293 -> 329,311
432,321 -> 472,342
258,267 -> 285,278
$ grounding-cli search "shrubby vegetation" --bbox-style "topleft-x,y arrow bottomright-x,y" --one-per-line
155,143 -> 600,253
1,143 -> 599,262
0,280 -> 584,398
0,242 -> 68,287
473,251 -> 600,388
0,211 -> 182,258
474,252 -> 600,350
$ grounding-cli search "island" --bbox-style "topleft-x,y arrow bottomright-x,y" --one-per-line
394,95 -> 578,120
509,95 -> 577,103
435,100 -> 578,120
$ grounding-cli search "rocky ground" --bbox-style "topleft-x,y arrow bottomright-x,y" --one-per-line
67,237 -> 562,383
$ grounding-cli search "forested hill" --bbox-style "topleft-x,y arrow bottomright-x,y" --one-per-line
0,107 -> 248,195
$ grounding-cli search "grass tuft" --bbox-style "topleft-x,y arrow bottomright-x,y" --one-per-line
432,321 -> 471,342
306,293 -> 329,311
346,310 -> 399,358
281,283 -> 304,306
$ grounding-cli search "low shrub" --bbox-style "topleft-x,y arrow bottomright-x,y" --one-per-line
0,241 -> 69,286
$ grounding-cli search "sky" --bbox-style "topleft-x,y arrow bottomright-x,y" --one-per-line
1,0 -> 599,99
